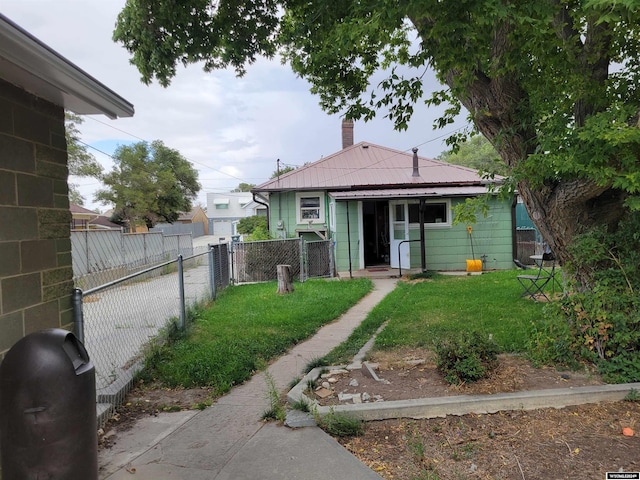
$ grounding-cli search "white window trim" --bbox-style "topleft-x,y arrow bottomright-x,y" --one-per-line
296,192 -> 325,224
408,199 -> 452,228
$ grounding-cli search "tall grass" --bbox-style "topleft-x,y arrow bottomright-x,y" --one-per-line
375,271 -> 545,352
325,270 -> 547,365
139,278 -> 372,395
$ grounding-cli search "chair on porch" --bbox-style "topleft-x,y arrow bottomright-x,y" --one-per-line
516,253 -> 556,301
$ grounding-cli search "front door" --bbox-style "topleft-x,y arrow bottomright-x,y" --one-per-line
390,201 -> 410,269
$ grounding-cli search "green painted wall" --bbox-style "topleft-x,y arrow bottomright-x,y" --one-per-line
408,197 -> 513,271
332,200 -> 361,272
267,192 -> 513,273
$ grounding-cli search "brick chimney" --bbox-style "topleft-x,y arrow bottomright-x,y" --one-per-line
341,119 -> 354,149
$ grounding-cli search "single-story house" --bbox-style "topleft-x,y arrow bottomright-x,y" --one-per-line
206,191 -> 267,238
70,203 -> 122,230
0,14 -> 133,359
252,121 -> 514,274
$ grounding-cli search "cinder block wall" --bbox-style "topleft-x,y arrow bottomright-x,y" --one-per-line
0,78 -> 74,361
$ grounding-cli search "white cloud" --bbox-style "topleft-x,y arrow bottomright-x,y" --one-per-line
3,1 -> 469,211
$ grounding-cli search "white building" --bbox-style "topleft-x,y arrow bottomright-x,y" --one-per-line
206,192 -> 267,238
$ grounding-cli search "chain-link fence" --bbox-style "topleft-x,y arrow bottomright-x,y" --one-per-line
71,230 -> 194,290
232,238 -> 333,284
73,244 -> 230,426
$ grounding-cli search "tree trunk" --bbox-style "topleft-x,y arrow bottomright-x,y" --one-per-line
277,264 -> 294,294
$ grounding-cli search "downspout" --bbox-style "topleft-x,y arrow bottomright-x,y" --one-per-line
252,192 -> 270,230
511,195 -> 518,262
419,198 -> 426,272
346,201 -> 353,279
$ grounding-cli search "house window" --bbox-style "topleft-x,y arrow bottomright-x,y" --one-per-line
296,192 -> 325,224
408,201 -> 450,226
216,203 -> 229,209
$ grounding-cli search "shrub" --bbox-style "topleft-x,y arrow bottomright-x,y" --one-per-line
434,331 -> 500,385
535,213 -> 640,383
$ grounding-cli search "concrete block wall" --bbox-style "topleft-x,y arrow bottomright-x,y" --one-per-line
0,78 -> 74,360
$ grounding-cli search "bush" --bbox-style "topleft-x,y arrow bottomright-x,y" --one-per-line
533,213 -> 640,383
434,331 -> 500,385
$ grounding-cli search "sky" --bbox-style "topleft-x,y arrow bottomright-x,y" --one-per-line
3,0 -> 470,212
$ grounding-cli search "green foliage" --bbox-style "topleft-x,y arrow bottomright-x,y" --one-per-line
95,140 -> 200,229
114,0 -> 640,302
138,278 -> 372,393
624,388 -> 639,402
438,135 -> 507,177
261,371 -> 286,422
434,331 -> 500,385
531,212 -> 640,383
289,397 -> 311,413
318,411 -> 363,437
270,165 -> 295,178
237,215 -> 268,235
65,112 -> 103,205
231,183 -> 255,192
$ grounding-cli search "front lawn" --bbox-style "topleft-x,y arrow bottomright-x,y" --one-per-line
140,278 -> 372,395
325,270 -> 548,365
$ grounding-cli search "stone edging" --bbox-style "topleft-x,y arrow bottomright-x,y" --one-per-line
287,366 -> 640,422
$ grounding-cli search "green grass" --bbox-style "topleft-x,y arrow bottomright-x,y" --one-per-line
139,278 -> 372,395
374,271 -> 547,353
325,270 -> 548,365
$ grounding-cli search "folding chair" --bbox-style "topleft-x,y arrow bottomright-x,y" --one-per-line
517,258 -> 556,300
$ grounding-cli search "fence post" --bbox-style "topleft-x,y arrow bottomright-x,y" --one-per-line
208,245 -> 217,300
178,255 -> 186,329
299,237 -> 305,282
329,241 -> 335,278
72,288 -> 85,344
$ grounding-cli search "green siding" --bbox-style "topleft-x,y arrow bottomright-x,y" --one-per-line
267,192 -> 513,273
333,201 -> 360,271
408,197 -> 513,271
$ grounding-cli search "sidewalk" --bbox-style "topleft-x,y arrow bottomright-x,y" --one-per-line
99,278 -> 397,480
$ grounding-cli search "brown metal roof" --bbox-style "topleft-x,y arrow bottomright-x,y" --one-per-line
329,186 -> 491,200
254,142 -> 493,192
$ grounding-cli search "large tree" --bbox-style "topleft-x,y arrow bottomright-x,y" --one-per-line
65,112 -> 103,205
114,1 -> 640,287
438,135 -> 507,177
95,140 -> 200,229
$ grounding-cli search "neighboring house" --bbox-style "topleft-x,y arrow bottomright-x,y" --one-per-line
206,192 -> 266,238
0,14 -> 133,359
252,121 -> 514,274
151,206 -> 209,237
177,206 -> 209,235
70,203 -> 122,230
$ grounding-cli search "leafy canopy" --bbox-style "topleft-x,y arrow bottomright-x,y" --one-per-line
95,140 -> 200,229
65,113 -> 103,205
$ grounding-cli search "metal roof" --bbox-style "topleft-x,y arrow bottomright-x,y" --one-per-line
329,186 -> 492,200
0,14 -> 134,119
254,142 -> 494,192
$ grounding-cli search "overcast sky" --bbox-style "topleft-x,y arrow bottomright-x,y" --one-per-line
3,0 -> 470,212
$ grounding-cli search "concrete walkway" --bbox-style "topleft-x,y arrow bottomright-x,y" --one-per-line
99,278 -> 397,480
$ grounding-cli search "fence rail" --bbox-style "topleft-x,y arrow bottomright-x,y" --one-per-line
71,230 -> 194,290
232,238 -> 333,284
74,244 -> 230,426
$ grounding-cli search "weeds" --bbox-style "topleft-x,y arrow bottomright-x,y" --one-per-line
261,371 -> 286,422
318,410 -> 363,437
624,388 -> 639,402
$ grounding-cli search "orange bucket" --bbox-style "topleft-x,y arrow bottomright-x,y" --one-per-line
466,259 -> 482,272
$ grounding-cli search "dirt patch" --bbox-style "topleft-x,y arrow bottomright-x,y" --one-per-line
309,348 -> 639,480
98,382 -> 212,449
338,402 -> 640,479
311,348 -> 603,406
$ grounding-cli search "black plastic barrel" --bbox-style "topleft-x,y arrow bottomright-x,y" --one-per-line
0,328 -> 97,479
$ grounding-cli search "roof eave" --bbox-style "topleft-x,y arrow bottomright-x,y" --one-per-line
0,14 -> 134,119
